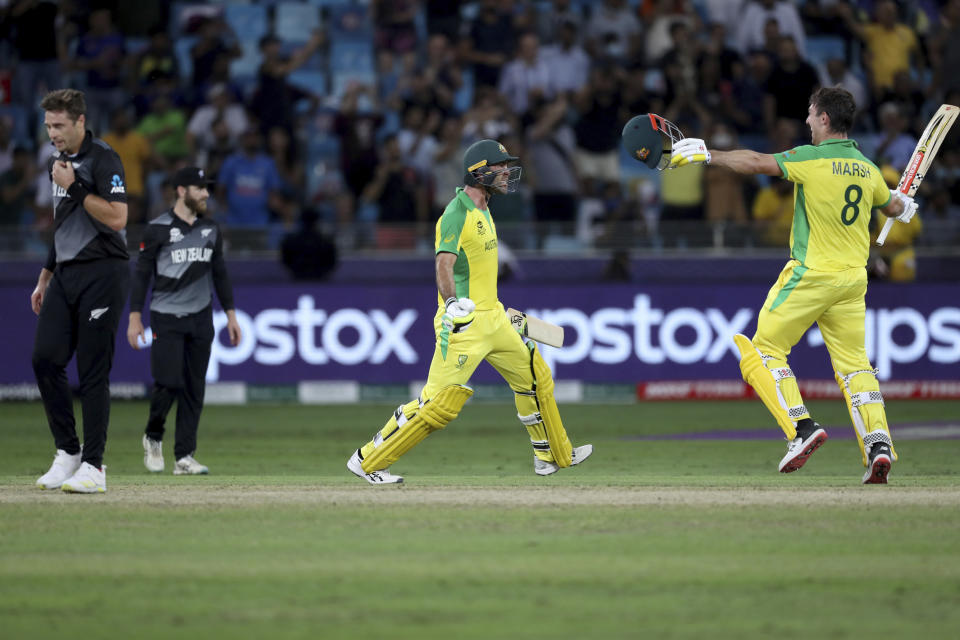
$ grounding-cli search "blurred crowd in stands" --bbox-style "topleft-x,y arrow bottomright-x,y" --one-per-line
1,0 -> 959,280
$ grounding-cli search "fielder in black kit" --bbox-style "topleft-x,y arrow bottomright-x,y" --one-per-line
127,167 -> 241,476
33,89 -> 130,494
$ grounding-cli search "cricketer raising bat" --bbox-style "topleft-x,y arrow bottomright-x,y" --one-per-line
506,308 -> 564,348
876,104 -> 958,246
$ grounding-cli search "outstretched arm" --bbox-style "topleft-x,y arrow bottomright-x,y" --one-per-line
708,149 -> 782,176
670,138 -> 782,176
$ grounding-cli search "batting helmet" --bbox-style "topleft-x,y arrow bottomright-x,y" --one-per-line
463,139 -> 522,193
622,114 -> 684,170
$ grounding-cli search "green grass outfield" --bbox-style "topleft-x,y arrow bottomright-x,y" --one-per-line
2,399 -> 959,639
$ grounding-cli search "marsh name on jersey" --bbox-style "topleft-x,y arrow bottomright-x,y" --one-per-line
171,247 -> 213,264
831,160 -> 872,178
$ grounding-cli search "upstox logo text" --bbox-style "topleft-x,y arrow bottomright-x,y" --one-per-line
208,295 -> 417,381
200,294 -> 960,382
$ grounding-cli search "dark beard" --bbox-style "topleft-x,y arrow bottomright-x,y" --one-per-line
184,194 -> 206,214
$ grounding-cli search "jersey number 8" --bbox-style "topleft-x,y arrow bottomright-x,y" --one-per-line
841,184 -> 862,225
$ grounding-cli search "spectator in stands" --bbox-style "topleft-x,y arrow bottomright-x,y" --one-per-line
839,0 -> 922,99
424,0 -> 462,41
704,123 -> 748,225
869,102 -> 916,172
763,36 -> 820,132
728,50 -> 773,133
250,31 -> 324,138
190,17 -> 241,97
461,0 -> 517,89
585,0 -> 643,64
542,19 -> 590,98
573,64 -> 623,196
752,176 -> 794,247
360,133 -> 427,248
498,32 -> 554,116
373,0 -> 419,55
736,0 -> 807,59
430,116 -> 466,217
703,0 -> 745,38
463,87 -> 518,143
187,83 -> 248,155
217,128 -> 284,227
879,70 -> 925,127
871,167 -> 922,282
0,146 -> 35,232
32,142 -> 56,230
699,22 -> 743,83
818,57 -> 868,118
536,0 -> 583,46
524,96 -> 579,237
418,33 -> 463,116
397,104 -> 441,178
193,117 -> 234,183
9,0 -> 61,132
335,83 -> 384,199
102,108 -> 152,224
72,8 -> 126,133
137,89 -> 189,170
660,21 -> 699,106
134,26 -> 178,89
643,1 -> 699,67
929,0 -> 960,97
267,126 -> 304,204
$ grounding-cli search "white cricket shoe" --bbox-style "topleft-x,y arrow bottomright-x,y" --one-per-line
143,435 -> 164,473
36,448 -> 82,489
534,444 -> 594,476
61,462 -> 106,493
173,455 -> 209,475
779,425 -> 828,473
347,450 -> 403,485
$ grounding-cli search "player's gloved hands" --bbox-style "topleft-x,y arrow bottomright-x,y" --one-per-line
668,138 -> 711,168
891,190 -> 918,223
442,297 -> 476,332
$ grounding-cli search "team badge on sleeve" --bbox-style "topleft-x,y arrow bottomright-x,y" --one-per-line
110,175 -> 125,194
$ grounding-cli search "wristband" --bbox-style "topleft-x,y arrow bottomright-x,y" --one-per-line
444,296 -> 457,309
67,181 -> 90,203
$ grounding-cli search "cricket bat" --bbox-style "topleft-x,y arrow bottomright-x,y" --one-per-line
876,104 -> 958,246
506,308 -> 564,348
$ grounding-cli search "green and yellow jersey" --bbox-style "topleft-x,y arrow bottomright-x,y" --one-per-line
775,139 -> 891,271
435,188 -> 499,311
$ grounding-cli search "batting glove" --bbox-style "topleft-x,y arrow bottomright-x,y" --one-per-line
442,297 -> 476,332
668,138 -> 711,168
891,190 -> 918,223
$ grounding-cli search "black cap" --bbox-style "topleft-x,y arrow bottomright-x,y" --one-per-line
173,166 -> 214,188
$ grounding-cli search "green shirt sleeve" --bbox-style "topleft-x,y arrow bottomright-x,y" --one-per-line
873,170 -> 892,209
436,206 -> 466,255
774,145 -> 820,183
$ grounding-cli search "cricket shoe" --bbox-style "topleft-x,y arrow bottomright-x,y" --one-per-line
173,455 -> 209,475
779,424 -> 828,473
534,444 -> 594,476
862,431 -> 893,485
36,448 -> 82,489
347,450 -> 403,485
143,435 -> 164,473
61,462 -> 106,493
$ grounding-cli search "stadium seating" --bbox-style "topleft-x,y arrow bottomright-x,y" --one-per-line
275,3 -> 321,43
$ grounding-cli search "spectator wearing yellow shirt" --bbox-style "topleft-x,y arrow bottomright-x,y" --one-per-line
751,178 -> 794,247
871,165 -> 922,281
102,108 -> 152,223
840,0 -> 923,97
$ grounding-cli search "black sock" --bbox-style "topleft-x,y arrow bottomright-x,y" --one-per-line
796,418 -> 817,438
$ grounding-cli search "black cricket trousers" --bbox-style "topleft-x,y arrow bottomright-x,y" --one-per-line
32,258 -> 130,469
145,306 -> 214,459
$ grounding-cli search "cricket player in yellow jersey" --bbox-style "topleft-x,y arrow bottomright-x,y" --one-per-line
347,139 -> 593,484
670,88 -> 918,484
